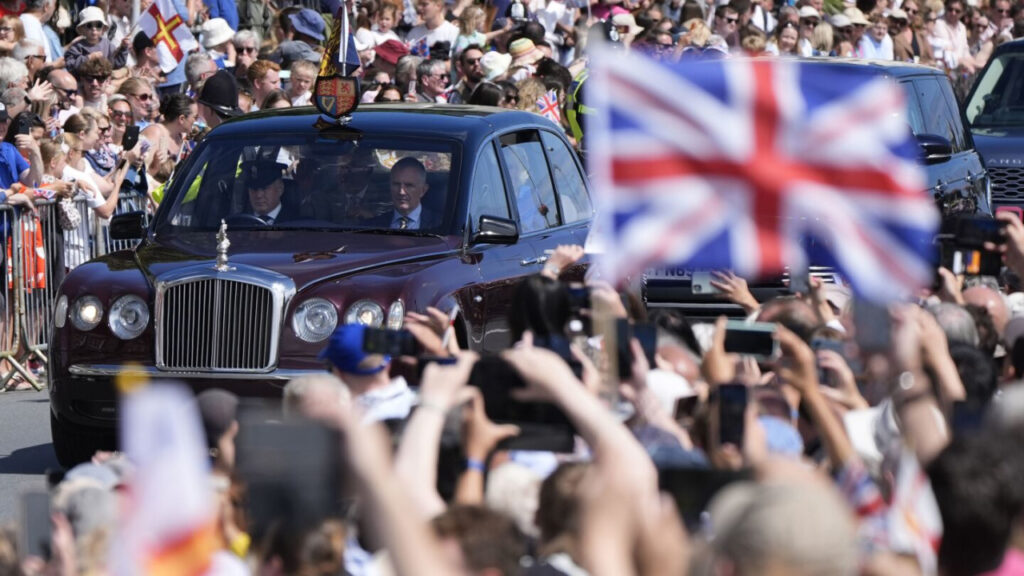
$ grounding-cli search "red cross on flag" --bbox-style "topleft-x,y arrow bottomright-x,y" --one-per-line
138,0 -> 198,73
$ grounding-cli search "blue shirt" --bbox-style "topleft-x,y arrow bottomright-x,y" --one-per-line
0,143 -> 29,189
42,24 -> 63,60
205,0 -> 238,31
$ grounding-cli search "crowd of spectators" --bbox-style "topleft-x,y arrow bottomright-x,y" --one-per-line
3,220 -> 1024,575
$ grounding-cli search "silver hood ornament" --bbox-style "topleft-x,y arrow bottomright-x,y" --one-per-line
215,220 -> 233,271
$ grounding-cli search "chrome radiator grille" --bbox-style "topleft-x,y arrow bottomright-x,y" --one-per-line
158,278 -> 276,371
989,167 -> 1024,204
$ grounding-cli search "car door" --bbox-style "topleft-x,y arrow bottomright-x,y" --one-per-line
537,130 -> 594,281
940,79 -> 991,214
907,75 -> 985,216
465,138 -> 538,352
496,130 -> 574,277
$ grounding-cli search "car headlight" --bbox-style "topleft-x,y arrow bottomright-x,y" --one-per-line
386,300 -> 405,330
293,298 -> 338,342
70,296 -> 103,331
54,295 -> 68,329
108,295 -> 150,340
344,300 -> 384,327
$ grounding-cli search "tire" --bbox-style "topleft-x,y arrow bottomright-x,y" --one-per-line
49,412 -> 108,469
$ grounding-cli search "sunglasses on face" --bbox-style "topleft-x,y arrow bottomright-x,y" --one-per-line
801,18 -> 819,25
84,74 -> 109,83
996,8 -> 1010,14
99,125 -> 111,133
83,22 -> 105,30
0,26 -> 12,33
464,57 -> 482,65
723,15 -> 738,22
111,109 -> 131,118
905,7 -> 918,14
239,46 -> 257,53
132,92 -> 152,101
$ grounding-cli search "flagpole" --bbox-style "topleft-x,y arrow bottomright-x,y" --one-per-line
131,0 -> 140,30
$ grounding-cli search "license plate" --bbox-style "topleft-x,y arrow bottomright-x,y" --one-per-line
645,267 -> 692,280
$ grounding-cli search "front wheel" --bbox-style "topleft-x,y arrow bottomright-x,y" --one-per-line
49,412 -> 109,469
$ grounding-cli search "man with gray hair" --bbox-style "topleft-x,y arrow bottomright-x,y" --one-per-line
927,302 -> 981,348
414,58 -> 449,103
394,54 -> 422,100
0,87 -> 29,119
185,51 -> 218,96
12,39 -> 45,80
0,57 -> 28,93
19,0 -> 54,62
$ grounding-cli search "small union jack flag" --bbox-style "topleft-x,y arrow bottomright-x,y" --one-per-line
536,90 -> 561,123
589,49 -> 939,302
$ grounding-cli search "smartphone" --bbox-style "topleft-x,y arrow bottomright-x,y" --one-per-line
17,116 -> 31,135
690,271 -> 721,295
20,492 -> 50,560
416,355 -> 457,379
811,338 -> 845,387
362,327 -> 422,357
658,466 -> 753,530
717,383 -> 747,448
235,405 -> 345,539
951,215 -> 1004,249
853,300 -> 891,355
723,320 -> 779,361
948,248 -> 1002,276
997,205 -> 1024,222
122,125 -> 140,151
566,285 -> 590,313
633,323 -> 658,366
468,355 -> 576,452
788,268 -> 810,295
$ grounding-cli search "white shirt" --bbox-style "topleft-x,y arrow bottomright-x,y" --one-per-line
20,13 -> 52,62
254,203 -> 282,223
291,91 -> 311,106
390,204 -> 422,229
405,20 -> 459,53
859,33 -> 894,60
357,377 -> 416,423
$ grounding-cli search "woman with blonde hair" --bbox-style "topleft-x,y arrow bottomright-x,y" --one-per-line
811,21 -> 834,56
0,15 -> 23,55
63,110 -> 115,197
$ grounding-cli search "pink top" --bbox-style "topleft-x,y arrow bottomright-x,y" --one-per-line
980,549 -> 1024,576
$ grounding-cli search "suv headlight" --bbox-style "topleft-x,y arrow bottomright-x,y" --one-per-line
108,295 -> 150,339
54,295 -> 68,329
386,300 -> 405,330
70,295 -> 103,331
344,300 -> 384,327
293,298 -> 338,342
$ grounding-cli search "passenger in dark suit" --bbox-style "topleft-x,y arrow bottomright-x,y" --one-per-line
241,160 -> 300,225
368,156 -> 443,230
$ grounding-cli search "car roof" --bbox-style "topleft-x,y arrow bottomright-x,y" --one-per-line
209,103 -> 553,142
796,56 -> 945,78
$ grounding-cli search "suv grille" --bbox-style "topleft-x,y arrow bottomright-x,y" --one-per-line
158,279 -> 275,371
988,167 -> 1024,204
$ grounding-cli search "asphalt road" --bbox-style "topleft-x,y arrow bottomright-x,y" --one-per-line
0,389 -> 59,524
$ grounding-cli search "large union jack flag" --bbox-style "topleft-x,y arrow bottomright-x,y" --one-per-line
589,51 -> 940,302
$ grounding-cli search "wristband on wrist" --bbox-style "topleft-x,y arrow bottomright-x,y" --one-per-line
543,264 -> 561,276
466,458 -> 486,473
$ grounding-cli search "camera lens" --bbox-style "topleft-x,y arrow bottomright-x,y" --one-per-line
693,284 -> 702,293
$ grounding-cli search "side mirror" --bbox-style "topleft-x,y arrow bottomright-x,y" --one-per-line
917,133 -> 953,165
109,211 -> 147,241
471,215 -> 519,245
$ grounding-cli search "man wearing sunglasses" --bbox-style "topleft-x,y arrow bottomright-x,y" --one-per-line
933,0 -> 977,73
76,56 -> 112,111
414,58 -> 450,103
713,5 -> 740,48
47,68 -> 81,123
446,45 -> 485,104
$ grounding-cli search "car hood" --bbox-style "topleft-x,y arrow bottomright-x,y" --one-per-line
134,231 -> 459,290
971,126 -> 1024,163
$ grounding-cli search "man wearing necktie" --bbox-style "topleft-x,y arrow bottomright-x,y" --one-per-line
244,160 -> 295,225
377,156 -> 440,230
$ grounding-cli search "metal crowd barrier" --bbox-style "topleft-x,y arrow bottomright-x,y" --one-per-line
0,192 -> 151,391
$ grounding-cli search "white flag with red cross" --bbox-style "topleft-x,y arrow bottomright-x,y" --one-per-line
138,0 -> 198,74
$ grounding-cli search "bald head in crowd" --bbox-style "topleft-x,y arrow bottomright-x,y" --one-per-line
963,285 -> 1009,337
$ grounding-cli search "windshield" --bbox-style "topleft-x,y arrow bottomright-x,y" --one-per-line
965,52 -> 1024,127
158,135 -> 458,233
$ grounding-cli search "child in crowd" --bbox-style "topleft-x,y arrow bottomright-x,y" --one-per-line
288,60 -> 317,106
373,2 -> 401,45
63,6 -> 130,74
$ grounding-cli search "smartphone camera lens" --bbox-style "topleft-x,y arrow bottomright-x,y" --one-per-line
693,284 -> 702,293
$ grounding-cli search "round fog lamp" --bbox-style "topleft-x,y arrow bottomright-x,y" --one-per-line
108,295 -> 150,340
344,300 -> 384,327
71,295 -> 103,331
293,298 -> 338,342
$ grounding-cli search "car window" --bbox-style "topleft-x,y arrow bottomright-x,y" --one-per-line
913,77 -> 959,149
468,142 -> 510,230
540,131 -> 592,224
935,78 -> 967,152
900,80 -> 926,136
159,136 -> 457,233
499,131 -> 561,234
965,52 -> 1024,126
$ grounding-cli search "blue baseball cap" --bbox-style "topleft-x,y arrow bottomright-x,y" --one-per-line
318,324 -> 389,375
289,9 -> 326,42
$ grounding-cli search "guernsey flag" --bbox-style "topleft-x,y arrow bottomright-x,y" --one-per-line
112,382 -> 218,576
138,0 -> 199,73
